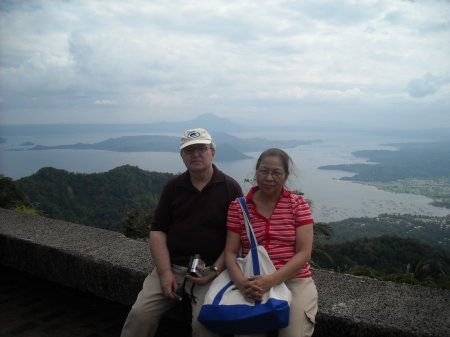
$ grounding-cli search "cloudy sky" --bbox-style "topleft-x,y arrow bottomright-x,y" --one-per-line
1,0 -> 449,129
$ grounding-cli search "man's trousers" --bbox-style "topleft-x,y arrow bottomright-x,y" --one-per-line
120,265 -> 220,337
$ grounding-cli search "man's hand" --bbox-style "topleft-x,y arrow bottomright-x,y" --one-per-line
159,270 -> 179,299
185,271 -> 216,285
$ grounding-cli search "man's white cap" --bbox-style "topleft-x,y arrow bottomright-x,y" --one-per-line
180,128 -> 213,150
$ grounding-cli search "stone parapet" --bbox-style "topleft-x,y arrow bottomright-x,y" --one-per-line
0,208 -> 151,305
1,208 -> 449,337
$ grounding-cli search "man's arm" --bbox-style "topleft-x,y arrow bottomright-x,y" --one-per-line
149,230 -> 178,299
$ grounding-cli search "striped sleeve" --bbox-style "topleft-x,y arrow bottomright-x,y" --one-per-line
227,200 -> 244,233
292,194 -> 314,227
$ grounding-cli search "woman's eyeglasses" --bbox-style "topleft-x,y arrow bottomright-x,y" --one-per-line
257,169 -> 285,179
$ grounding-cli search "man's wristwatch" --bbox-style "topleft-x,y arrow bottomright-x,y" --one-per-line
212,265 -> 221,276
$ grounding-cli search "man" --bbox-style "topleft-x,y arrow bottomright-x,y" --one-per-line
121,128 -> 243,337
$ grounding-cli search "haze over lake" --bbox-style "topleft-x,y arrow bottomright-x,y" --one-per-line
1,130 -> 448,223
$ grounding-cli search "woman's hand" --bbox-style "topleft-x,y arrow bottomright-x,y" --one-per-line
235,278 -> 257,303
246,274 -> 277,301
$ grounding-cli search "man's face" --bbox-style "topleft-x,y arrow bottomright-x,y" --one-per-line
181,144 -> 215,173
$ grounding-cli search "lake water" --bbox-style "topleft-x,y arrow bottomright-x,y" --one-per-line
1,130 -> 449,223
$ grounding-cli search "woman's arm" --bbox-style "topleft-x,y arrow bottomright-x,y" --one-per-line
224,230 -> 255,302
276,223 -> 313,281
248,223 -> 314,299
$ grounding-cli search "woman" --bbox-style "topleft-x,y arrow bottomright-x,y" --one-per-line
224,148 -> 318,337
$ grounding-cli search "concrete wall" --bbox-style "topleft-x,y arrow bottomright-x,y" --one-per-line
1,208 -> 449,337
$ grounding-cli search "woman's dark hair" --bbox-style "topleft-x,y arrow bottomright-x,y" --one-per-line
255,148 -> 292,177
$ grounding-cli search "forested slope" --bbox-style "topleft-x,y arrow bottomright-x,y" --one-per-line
327,214 -> 450,250
319,235 -> 450,287
16,165 -> 175,231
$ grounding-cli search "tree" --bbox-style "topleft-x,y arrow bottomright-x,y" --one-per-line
291,189 -> 334,267
121,208 -> 153,239
0,174 -> 30,208
413,258 -> 447,283
311,222 -> 334,268
0,174 -> 38,215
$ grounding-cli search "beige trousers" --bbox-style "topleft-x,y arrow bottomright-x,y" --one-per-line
120,265 -> 220,337
236,277 -> 318,337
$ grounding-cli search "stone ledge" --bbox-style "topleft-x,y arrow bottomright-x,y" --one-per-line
0,208 -> 150,305
1,208 -> 449,337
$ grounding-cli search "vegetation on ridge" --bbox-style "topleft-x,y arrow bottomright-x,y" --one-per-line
317,235 -> 450,289
327,214 -> 450,250
0,174 -> 38,215
16,165 -> 174,231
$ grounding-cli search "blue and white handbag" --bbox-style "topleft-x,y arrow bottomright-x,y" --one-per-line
197,197 -> 292,334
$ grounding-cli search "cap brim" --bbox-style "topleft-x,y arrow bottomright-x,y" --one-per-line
180,139 -> 212,150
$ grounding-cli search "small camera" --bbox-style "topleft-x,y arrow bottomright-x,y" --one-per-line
188,254 -> 207,277
172,291 -> 183,301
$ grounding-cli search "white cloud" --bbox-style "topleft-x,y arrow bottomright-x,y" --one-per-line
258,87 -> 364,102
0,0 -> 449,128
407,72 -> 450,98
94,100 -> 118,105
136,92 -> 183,108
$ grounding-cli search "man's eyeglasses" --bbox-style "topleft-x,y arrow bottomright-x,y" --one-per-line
183,145 -> 210,155
257,169 -> 285,179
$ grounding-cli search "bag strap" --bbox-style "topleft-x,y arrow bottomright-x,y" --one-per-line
237,197 -> 261,276
237,197 -> 258,247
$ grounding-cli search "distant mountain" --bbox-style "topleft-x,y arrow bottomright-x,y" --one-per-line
20,142 -> 34,146
17,132 -> 316,162
319,141 -> 450,181
0,113 -> 250,136
31,135 -> 180,152
2,113 -> 450,141
146,113 -> 250,133
213,133 -> 318,152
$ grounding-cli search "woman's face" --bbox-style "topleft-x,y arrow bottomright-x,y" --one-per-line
256,155 -> 287,195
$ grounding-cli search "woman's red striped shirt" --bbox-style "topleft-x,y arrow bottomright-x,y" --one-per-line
227,186 -> 314,278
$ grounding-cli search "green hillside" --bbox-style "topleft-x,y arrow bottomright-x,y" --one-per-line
16,165 -> 175,231
319,235 -> 450,288
327,214 -> 450,250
